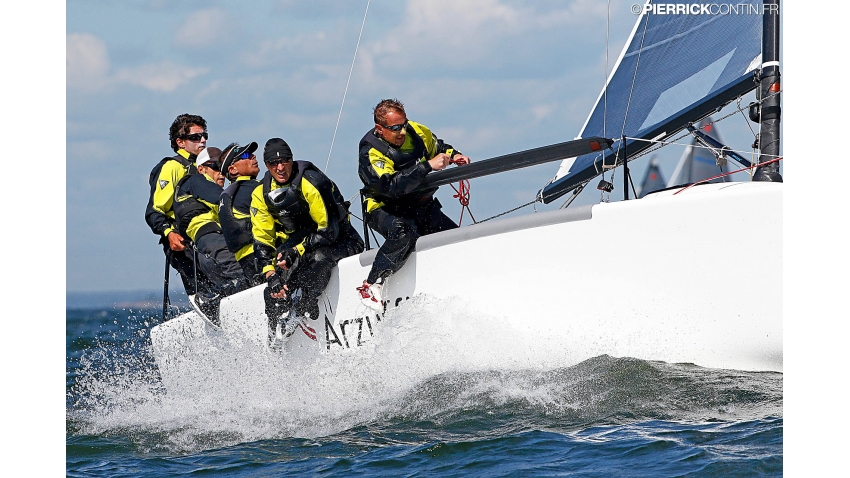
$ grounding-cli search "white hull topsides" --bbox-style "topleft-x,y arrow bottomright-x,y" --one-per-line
151,181 -> 783,378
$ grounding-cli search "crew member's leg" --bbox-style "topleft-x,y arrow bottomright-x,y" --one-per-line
237,254 -> 263,287
289,222 -> 365,319
365,208 -> 419,284
193,231 -> 251,322
195,231 -> 250,295
417,198 -> 458,235
263,287 -> 292,335
161,238 -> 211,296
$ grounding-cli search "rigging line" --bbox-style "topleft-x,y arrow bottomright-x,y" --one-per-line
623,136 -> 781,160
615,98 -> 772,163
673,157 -> 782,195
603,0 -> 610,140
627,168 -> 637,198
324,0 -> 372,174
737,96 -> 758,140
477,199 -> 538,224
614,10 -> 650,167
559,183 -> 585,209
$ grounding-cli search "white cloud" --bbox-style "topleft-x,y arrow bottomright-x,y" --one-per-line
113,61 -> 209,92
67,32 -> 208,94
174,8 -> 231,47
67,33 -> 110,92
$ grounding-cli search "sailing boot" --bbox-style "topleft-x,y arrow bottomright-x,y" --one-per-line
357,279 -> 384,311
194,290 -> 222,326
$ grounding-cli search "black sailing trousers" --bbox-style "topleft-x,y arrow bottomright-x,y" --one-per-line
365,197 -> 457,284
264,220 -> 365,325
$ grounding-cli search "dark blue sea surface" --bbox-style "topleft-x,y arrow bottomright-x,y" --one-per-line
67,305 -> 782,477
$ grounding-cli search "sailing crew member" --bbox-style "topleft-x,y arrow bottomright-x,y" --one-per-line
199,146 -> 225,187
218,142 -> 263,287
251,138 -> 364,336
145,113 -> 213,298
173,147 -> 249,320
357,98 -> 470,310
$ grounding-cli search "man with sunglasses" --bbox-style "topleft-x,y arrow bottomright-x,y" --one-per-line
145,113 -> 214,298
172,143 -> 252,321
251,138 -> 364,341
218,142 -> 264,287
198,146 -> 225,187
356,98 -> 470,310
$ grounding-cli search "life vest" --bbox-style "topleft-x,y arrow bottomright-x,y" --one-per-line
219,179 -> 257,254
358,124 -> 427,170
262,161 -> 317,242
358,125 -> 438,209
173,171 -> 218,239
262,161 -> 350,245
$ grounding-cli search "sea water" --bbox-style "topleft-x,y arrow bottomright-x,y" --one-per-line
66,296 -> 782,476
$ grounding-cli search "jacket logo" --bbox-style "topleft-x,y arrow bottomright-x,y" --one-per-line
375,160 -> 385,170
159,179 -> 169,189
251,207 -> 258,216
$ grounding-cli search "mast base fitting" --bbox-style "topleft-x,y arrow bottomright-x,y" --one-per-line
753,169 -> 783,183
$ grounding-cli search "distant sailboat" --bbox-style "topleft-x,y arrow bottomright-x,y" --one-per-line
637,156 -> 666,198
667,117 -> 730,187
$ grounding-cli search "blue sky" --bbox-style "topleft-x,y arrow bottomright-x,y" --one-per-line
65,0 -> 780,293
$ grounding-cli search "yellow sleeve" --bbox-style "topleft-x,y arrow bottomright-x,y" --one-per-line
153,161 -> 187,236
409,121 -> 438,158
296,177 -> 330,255
250,184 -> 277,251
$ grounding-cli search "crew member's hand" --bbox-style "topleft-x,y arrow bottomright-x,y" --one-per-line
167,231 -> 186,251
265,271 -> 289,299
450,154 -> 470,166
276,248 -> 299,270
428,153 -> 452,171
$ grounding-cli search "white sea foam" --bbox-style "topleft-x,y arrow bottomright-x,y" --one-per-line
75,295 -> 585,443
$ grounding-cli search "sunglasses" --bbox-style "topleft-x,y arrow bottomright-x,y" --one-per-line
201,162 -> 220,171
265,157 -> 293,166
238,151 -> 254,160
182,132 -> 209,142
380,120 -> 408,132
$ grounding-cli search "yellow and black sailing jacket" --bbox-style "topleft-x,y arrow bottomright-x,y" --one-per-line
250,161 -> 351,275
357,121 -> 460,213
219,176 -> 260,262
173,172 -> 223,242
145,149 -> 198,238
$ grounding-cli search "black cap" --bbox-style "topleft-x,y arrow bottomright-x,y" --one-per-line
264,138 -> 293,163
220,141 -> 258,173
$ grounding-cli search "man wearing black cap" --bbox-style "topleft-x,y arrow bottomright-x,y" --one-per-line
173,144 -> 250,321
251,137 -> 364,340
145,113 -> 213,298
218,142 -> 263,286
356,99 -> 470,310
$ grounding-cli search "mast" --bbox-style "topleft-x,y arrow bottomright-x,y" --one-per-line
753,0 -> 782,182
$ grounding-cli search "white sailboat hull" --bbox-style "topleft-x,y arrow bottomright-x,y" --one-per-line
151,181 -> 782,380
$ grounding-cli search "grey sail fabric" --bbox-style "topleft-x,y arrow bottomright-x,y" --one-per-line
637,156 -> 667,198
541,0 -> 763,203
